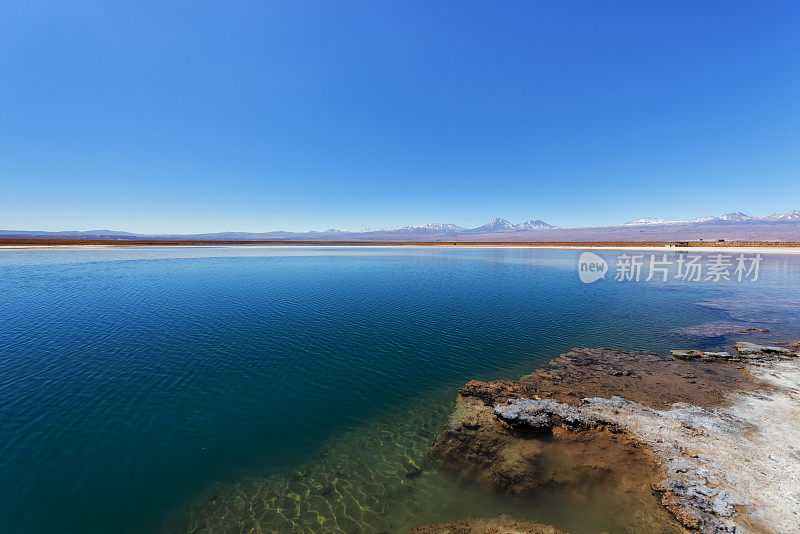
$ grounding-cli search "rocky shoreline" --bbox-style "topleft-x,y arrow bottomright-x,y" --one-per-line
426,342 -> 800,533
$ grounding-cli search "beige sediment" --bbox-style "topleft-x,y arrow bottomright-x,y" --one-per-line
410,514 -> 565,533
715,359 -> 800,532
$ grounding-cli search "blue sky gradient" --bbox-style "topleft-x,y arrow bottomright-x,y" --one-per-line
1,1 -> 798,233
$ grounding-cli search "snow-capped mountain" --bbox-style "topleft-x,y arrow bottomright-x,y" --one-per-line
471,218 -> 555,232
514,219 -> 556,230
623,217 -> 685,226
343,218 -> 555,234
384,222 -> 464,232
476,217 -> 516,231
765,210 -> 800,221
622,211 -> 797,226
717,212 -> 755,222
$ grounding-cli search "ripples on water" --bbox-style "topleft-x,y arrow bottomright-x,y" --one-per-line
1,247 -> 799,533
167,388 -> 686,534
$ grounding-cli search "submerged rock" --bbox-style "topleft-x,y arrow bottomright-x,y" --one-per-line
410,515 -> 564,534
671,321 -> 771,338
670,350 -> 735,362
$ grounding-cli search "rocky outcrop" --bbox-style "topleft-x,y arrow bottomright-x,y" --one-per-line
429,343 -> 800,533
493,395 -> 744,533
410,515 -> 564,534
493,398 -> 606,430
670,342 -> 799,362
429,387 -> 661,496
734,341 -> 798,358
669,350 -> 735,362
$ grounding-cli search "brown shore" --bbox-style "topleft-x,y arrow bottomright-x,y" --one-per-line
2,238 -> 800,248
429,341 -> 800,533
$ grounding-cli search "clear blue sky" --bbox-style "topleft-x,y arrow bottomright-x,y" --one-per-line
1,1 -> 798,233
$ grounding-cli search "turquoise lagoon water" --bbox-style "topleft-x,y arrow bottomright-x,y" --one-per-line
1,246 -> 799,533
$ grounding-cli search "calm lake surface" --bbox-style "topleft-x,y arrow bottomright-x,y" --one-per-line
2,246 -> 799,533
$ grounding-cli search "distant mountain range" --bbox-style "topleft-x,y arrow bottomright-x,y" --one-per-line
622,211 -> 800,225
380,218 -> 555,233
3,211 -> 800,242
